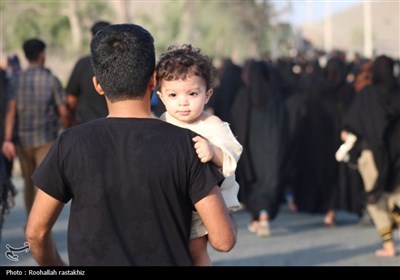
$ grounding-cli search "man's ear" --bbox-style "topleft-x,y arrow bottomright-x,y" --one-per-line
205,89 -> 213,104
149,72 -> 156,91
92,76 -> 105,96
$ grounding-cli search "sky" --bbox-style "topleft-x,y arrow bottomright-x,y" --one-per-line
273,0 -> 361,25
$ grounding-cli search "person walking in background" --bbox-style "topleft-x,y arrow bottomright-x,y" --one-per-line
26,24 -> 236,266
231,59 -> 288,238
155,44 -> 242,265
0,67 -> 16,242
1,38 -> 68,217
315,56 -> 357,227
343,55 -> 400,257
5,54 -> 21,80
0,54 -> 21,181
208,58 -> 243,125
0,54 -> 19,240
66,20 -> 110,127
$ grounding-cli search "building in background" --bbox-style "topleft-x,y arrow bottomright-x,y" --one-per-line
297,1 -> 400,59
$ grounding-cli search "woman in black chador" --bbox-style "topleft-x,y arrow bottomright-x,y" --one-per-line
231,59 -> 288,237
344,55 -> 400,257
293,56 -> 363,225
210,58 -> 243,125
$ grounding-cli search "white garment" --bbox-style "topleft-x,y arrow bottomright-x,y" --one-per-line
161,112 -> 243,212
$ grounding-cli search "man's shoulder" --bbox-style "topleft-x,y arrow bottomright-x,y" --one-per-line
77,55 -> 92,64
140,118 -> 193,138
71,55 -> 92,70
43,69 -> 63,85
62,118 -> 197,148
21,67 -> 59,81
158,119 -> 196,135
68,117 -> 190,132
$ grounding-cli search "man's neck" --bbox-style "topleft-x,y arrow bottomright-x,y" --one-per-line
29,61 -> 43,68
107,99 -> 153,118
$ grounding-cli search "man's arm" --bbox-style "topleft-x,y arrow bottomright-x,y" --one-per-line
194,185 -> 236,252
25,189 -> 66,266
2,99 -> 16,160
66,94 -> 79,127
57,104 -> 70,129
65,57 -> 84,127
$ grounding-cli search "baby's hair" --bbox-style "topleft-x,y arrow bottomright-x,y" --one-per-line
156,44 -> 215,91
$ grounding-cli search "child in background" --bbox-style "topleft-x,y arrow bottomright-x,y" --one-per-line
156,44 -> 242,266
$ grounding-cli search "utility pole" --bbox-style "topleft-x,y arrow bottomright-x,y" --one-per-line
324,1 -> 333,54
398,1 -> 400,59
363,1 -> 373,58
305,0 -> 312,26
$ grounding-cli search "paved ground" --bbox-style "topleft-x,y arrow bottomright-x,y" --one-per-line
1,175 -> 399,267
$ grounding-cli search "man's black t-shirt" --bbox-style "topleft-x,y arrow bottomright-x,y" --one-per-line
32,118 -> 224,266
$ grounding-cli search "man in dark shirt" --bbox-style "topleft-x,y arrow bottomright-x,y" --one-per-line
26,23 -> 236,266
66,21 -> 110,126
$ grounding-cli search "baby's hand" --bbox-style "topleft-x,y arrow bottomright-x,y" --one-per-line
192,135 -> 214,163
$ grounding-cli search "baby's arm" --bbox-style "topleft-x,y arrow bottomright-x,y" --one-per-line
192,113 -> 225,166
192,135 -> 223,167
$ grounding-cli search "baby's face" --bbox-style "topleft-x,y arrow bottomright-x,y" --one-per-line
158,75 -> 211,124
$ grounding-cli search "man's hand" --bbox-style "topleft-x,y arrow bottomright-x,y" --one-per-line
2,141 -> 16,160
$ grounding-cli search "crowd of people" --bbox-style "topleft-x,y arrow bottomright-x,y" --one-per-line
208,51 -> 400,258
1,20 -> 400,265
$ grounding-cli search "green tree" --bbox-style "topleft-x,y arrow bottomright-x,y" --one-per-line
1,0 -> 111,56
154,0 -> 276,63
1,0 -> 291,77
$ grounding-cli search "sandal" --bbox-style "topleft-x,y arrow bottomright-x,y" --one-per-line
247,221 -> 258,233
257,220 -> 270,237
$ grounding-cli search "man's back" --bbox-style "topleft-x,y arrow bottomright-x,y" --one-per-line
66,55 -> 108,123
11,66 -> 64,147
32,118 -> 223,266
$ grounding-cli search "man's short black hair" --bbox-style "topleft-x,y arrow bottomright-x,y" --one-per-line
90,23 -> 155,102
23,38 -> 46,62
91,21 -> 111,36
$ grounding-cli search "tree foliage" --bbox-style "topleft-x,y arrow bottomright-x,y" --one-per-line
1,0 -> 293,80
2,0 -> 111,55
